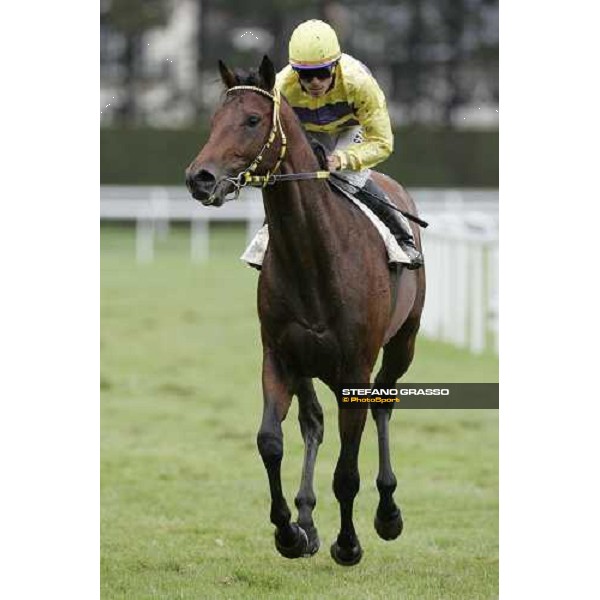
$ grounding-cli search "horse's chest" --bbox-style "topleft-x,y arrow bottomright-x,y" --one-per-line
258,273 -> 354,376
270,320 -> 341,378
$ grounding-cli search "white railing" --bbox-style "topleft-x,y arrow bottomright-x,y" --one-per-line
100,186 -> 264,262
101,186 -> 498,354
419,214 -> 498,355
100,186 -> 498,261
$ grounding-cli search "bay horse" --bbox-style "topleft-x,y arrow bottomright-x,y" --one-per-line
185,56 -> 425,566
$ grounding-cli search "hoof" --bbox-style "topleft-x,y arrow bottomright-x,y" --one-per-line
274,523 -> 308,559
301,525 -> 320,557
330,540 -> 363,566
374,509 -> 403,540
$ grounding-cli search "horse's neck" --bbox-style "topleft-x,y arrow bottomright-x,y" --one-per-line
262,115 -> 343,279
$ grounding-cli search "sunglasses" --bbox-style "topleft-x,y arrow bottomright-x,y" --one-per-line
294,67 -> 334,82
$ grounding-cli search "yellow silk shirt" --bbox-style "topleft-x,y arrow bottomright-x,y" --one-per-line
275,53 -> 394,171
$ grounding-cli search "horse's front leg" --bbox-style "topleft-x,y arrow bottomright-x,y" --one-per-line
294,378 -> 324,556
257,349 -> 308,559
330,388 -> 368,567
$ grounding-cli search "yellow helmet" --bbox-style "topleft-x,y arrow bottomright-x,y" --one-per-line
288,20 -> 341,69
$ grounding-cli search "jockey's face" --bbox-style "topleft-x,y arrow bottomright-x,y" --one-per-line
295,66 -> 334,98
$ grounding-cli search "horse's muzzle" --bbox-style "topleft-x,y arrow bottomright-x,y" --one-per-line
186,168 -> 218,203
187,167 -> 237,206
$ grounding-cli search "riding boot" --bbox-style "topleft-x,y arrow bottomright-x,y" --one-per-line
354,179 -> 424,270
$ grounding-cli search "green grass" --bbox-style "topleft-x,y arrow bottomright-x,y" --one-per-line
101,224 -> 498,599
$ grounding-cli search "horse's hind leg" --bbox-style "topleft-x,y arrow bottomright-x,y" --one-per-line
371,317 -> 420,540
257,349 -> 308,559
294,378 -> 324,556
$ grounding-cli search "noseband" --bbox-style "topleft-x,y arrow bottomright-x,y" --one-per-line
211,85 -> 330,203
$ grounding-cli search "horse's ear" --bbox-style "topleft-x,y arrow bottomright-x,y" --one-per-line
218,59 -> 237,89
259,55 -> 276,92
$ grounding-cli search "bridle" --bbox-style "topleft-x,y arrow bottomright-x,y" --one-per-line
210,85 -> 330,204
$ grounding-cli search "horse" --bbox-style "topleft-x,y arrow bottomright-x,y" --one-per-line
185,56 -> 426,566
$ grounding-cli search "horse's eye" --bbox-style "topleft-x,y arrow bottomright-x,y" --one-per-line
246,115 -> 261,127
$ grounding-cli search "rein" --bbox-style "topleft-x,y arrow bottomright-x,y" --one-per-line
217,85 -> 330,201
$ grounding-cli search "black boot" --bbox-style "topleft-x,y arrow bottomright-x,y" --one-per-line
354,179 -> 424,270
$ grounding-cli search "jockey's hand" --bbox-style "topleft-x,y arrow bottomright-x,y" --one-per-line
327,155 -> 342,171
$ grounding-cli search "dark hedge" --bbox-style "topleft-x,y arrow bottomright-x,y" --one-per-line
101,126 -> 498,188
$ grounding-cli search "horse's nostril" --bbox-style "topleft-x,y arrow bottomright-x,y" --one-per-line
196,169 -> 217,184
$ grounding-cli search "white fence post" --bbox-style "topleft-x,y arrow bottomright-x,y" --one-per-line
136,216 -> 155,263
440,236 -> 453,344
151,187 -> 170,240
489,244 -> 499,353
469,239 -> 485,354
421,234 -> 440,339
454,238 -> 468,347
190,218 -> 209,262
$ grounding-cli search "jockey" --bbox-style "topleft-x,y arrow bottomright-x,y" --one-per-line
276,19 -> 423,269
